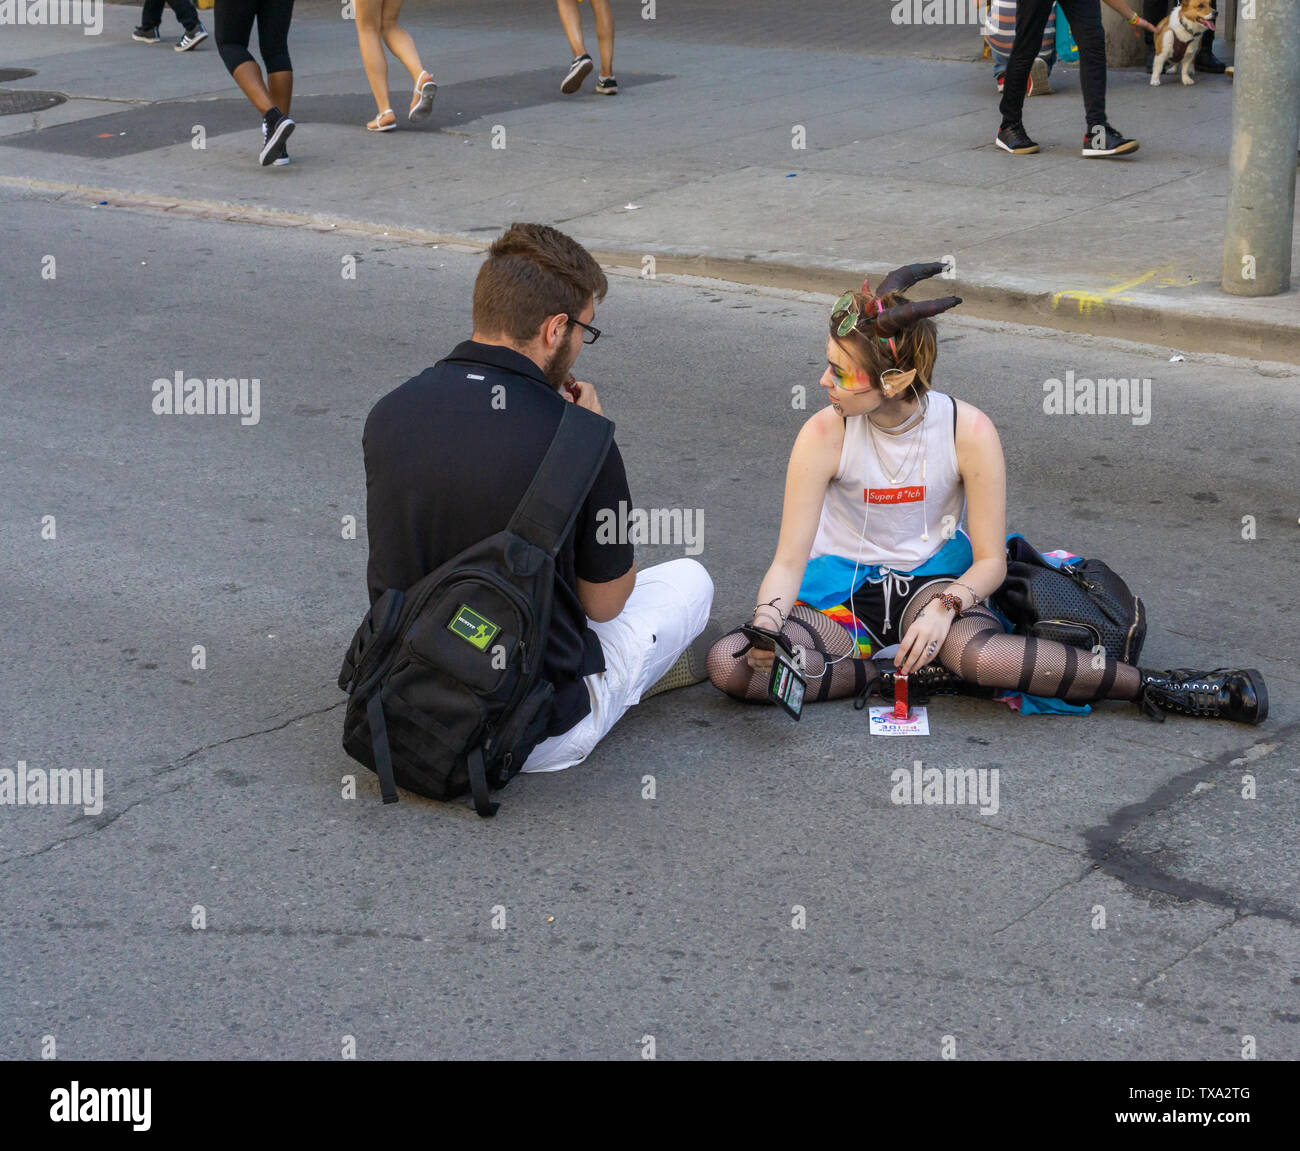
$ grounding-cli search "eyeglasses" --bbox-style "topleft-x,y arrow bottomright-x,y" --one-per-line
567,317 -> 601,345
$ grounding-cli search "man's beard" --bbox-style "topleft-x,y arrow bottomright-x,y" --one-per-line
542,343 -> 578,390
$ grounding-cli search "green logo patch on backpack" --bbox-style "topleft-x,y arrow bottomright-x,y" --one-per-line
448,604 -> 500,651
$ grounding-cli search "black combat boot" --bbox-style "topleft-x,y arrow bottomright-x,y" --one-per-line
853,659 -> 995,710
1136,668 -> 1267,724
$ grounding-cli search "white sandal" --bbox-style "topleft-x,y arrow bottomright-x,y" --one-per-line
366,108 -> 396,132
409,71 -> 437,122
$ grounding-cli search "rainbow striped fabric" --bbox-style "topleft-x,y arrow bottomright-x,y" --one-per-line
805,601 -> 874,658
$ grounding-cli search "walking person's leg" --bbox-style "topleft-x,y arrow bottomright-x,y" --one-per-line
377,0 -> 437,121
217,0 -> 273,111
354,0 -> 396,129
167,0 -> 203,33
258,0 -> 295,160
556,0 -> 595,93
216,0 -> 295,164
588,0 -> 615,86
998,0 -> 1053,143
1058,0 -> 1108,134
134,0 -> 165,40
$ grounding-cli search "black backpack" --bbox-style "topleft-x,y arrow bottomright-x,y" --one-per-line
993,535 -> 1147,665
338,403 -> 613,817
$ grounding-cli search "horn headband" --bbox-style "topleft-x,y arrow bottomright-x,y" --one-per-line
832,259 -> 963,357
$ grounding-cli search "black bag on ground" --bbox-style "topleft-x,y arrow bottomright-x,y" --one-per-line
992,535 -> 1147,665
337,403 -> 613,817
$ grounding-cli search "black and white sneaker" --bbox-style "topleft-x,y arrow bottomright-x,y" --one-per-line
176,24 -> 209,52
561,53 -> 593,95
1082,122 -> 1138,158
595,75 -> 618,95
261,121 -> 291,165
132,26 -> 161,43
996,121 -> 1039,154
259,110 -> 295,166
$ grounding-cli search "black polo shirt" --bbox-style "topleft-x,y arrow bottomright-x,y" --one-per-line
363,340 -> 634,738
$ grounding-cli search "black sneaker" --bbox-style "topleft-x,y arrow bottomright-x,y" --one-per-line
259,110 -> 295,167
132,25 -> 161,43
261,121 -> 291,165
996,122 -> 1039,154
1083,122 -> 1139,158
561,53 -> 593,95
176,24 -> 209,52
595,75 -> 618,95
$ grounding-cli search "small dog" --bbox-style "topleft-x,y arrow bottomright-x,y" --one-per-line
1151,0 -> 1216,87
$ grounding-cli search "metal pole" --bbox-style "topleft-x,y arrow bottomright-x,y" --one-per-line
1221,0 -> 1300,297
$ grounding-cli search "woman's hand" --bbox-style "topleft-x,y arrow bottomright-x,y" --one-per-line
896,604 -> 955,675
744,612 -> 781,673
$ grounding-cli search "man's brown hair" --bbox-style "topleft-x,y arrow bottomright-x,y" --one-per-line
473,222 -> 608,342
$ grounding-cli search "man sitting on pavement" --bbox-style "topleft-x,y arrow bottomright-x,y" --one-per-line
361,223 -> 716,778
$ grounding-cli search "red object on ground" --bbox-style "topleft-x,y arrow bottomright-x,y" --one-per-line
893,674 -> 910,720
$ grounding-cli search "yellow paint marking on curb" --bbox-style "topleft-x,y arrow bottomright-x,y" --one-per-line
1051,268 -> 1166,315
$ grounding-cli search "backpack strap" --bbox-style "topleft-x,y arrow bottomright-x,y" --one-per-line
507,403 -> 614,557
366,692 -> 399,805
467,746 -> 498,818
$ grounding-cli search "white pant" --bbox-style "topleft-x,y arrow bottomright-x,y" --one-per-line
520,558 -> 714,773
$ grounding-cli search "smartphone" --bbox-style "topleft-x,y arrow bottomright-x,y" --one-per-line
768,643 -> 806,721
740,624 -> 805,720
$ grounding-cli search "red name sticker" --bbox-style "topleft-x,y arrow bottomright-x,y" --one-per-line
866,486 -> 925,504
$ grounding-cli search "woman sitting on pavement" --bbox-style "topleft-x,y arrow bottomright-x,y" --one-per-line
706,261 -> 1267,726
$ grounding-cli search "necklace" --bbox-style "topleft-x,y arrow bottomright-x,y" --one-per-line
866,395 -> 928,485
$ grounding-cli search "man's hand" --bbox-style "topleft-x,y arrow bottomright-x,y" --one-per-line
565,379 -> 603,417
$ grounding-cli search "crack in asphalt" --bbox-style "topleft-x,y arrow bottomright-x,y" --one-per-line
1138,912 -> 1244,993
1085,721 -> 1300,927
149,699 -> 345,780
0,699 -> 344,866
990,866 -> 1093,937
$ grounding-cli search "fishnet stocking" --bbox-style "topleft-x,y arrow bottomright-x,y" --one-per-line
901,584 -> 1142,703
706,605 -> 871,703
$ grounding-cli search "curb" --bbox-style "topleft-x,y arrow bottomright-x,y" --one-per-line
5,175 -> 1296,365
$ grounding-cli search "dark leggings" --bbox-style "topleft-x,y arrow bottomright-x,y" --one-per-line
216,0 -> 294,76
1000,0 -> 1108,130
707,583 -> 1143,707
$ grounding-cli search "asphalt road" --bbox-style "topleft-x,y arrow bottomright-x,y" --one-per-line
0,183 -> 1296,1060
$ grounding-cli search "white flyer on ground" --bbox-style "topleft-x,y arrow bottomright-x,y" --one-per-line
868,705 -> 930,736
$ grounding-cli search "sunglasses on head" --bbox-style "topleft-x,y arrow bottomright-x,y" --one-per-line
831,291 -> 899,360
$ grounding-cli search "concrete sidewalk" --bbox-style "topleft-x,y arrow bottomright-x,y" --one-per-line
1,0 -> 1296,360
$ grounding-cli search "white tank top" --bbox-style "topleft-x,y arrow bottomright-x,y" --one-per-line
809,390 -> 966,570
